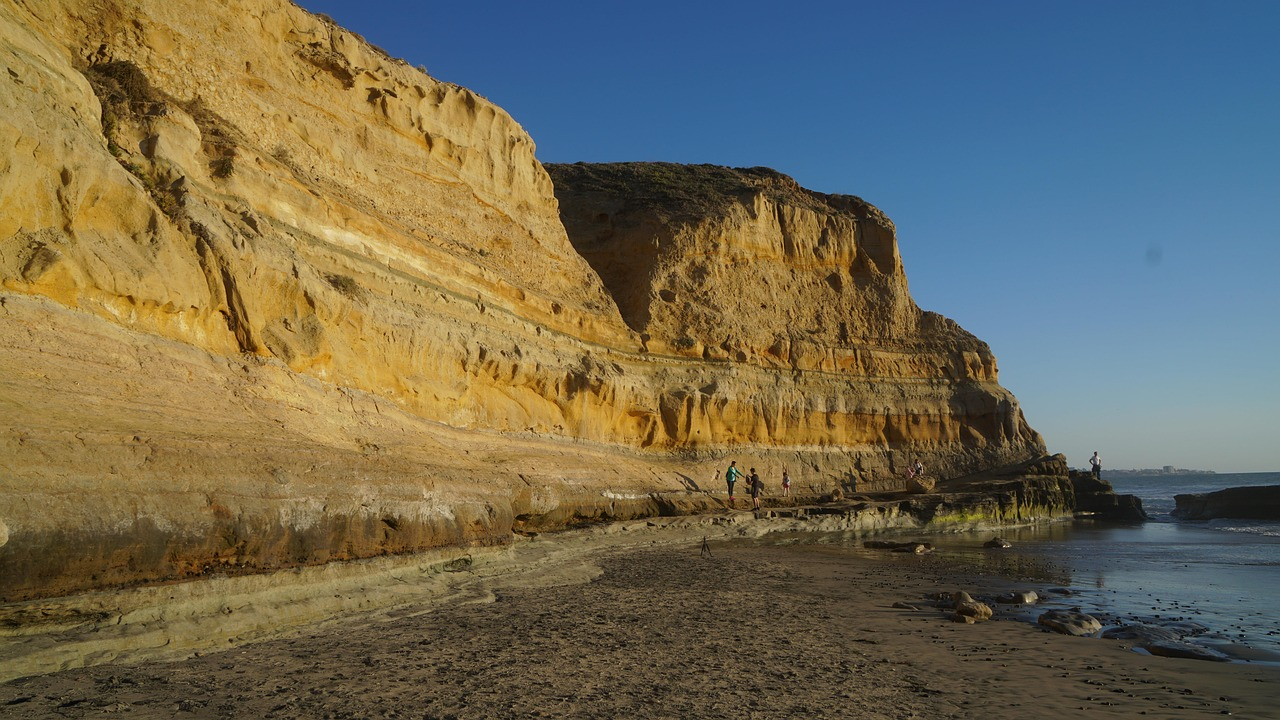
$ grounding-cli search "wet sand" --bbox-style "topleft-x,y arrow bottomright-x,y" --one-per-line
1,522 -> 1276,719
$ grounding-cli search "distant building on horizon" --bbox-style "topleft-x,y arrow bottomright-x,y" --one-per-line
1106,466 -> 1216,476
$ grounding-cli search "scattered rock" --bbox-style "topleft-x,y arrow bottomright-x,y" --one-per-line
1038,609 -> 1102,636
923,592 -> 953,608
954,601 -> 993,622
996,590 -> 1039,605
947,590 -> 993,622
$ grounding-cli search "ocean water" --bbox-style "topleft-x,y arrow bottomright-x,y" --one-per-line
919,472 -> 1280,664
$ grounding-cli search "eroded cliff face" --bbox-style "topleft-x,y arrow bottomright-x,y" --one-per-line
0,0 -> 1046,601
546,163 -> 1042,465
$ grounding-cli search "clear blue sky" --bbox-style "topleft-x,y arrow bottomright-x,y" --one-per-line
296,1 -> 1279,473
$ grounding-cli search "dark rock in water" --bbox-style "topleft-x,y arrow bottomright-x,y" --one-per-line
1107,620 -> 1210,639
1162,620 -> 1211,636
984,537 -> 1012,548
864,540 -> 933,553
1103,622 -> 1227,661
1143,641 -> 1231,662
1171,485 -> 1280,520
1102,624 -> 1185,644
1070,470 -> 1148,522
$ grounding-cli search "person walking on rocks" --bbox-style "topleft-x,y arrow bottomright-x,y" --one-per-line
725,461 -> 744,507
1089,452 -> 1102,479
750,468 -> 764,510
781,468 -> 791,497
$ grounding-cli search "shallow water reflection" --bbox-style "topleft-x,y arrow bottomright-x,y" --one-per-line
761,520 -> 1280,664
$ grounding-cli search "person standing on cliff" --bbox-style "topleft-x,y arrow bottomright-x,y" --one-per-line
1089,452 -> 1102,479
749,468 -> 764,510
725,461 -> 743,507
782,468 -> 791,497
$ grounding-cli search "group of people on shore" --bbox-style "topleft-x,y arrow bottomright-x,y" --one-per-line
717,452 -> 1105,511
722,460 -> 790,510
723,456 -> 928,510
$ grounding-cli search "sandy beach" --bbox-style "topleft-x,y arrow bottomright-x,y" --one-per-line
1,518 -> 1276,719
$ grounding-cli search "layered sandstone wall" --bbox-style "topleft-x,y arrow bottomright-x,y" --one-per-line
0,0 -> 635,422
1,0 -> 1048,600
547,163 -> 1043,471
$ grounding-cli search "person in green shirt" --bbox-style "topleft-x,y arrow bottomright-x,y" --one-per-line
725,461 -> 743,506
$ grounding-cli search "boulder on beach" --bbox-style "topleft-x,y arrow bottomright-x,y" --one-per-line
1171,485 -> 1280,520
908,476 -> 936,494
996,590 -> 1039,605
951,591 -> 993,623
1038,609 -> 1102,636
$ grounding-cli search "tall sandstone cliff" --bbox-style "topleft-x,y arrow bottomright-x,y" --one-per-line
0,0 -> 1045,601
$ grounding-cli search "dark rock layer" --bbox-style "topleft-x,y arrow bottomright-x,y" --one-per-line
1172,485 -> 1280,520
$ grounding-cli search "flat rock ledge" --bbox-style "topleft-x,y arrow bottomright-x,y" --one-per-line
1171,485 -> 1280,520
1103,623 -> 1231,662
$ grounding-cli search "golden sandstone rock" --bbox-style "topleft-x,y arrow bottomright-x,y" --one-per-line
0,0 -> 1045,600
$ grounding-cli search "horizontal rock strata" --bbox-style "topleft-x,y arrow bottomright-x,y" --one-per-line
545,162 -> 1049,485
0,0 -> 1089,601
